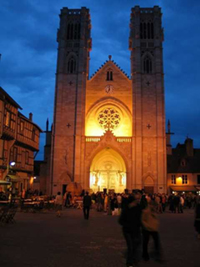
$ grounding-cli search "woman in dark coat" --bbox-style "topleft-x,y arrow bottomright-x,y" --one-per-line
194,196 -> 200,239
119,194 -> 142,267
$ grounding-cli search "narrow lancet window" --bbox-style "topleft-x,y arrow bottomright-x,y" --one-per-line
106,71 -> 113,81
67,57 -> 76,74
143,56 -> 152,74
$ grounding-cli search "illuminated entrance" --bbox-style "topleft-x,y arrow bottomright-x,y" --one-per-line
90,148 -> 126,193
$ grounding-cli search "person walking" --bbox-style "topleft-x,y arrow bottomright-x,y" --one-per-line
83,192 -> 92,220
141,198 -> 163,262
119,193 -> 142,267
55,192 -> 63,217
179,195 -> 184,213
194,196 -> 200,239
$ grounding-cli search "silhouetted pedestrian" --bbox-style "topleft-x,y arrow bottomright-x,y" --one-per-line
119,193 -> 142,267
83,192 -> 92,220
194,196 -> 200,239
141,198 -> 164,262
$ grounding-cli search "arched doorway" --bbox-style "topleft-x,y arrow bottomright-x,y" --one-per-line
89,148 -> 126,193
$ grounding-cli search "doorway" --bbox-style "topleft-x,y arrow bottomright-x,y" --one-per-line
89,148 -> 126,193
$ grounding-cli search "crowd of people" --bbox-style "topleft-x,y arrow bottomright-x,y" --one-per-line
54,190 -> 200,267
57,190 -> 199,215
0,186 -> 43,201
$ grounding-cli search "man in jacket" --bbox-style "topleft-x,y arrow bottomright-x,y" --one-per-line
83,192 -> 92,220
119,193 -> 142,267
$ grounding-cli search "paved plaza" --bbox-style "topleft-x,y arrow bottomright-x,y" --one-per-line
0,208 -> 200,267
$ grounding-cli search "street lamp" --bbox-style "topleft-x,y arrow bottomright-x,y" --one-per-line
10,161 -> 16,167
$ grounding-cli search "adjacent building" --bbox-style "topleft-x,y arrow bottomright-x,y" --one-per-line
167,137 -> 200,194
0,87 -> 42,194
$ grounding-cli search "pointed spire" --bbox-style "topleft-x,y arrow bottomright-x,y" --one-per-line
46,118 -> 49,131
167,120 -> 171,133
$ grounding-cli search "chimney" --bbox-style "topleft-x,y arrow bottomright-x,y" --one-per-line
29,112 -> 33,121
185,138 -> 193,157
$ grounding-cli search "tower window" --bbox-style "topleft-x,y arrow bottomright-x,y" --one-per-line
106,71 -> 113,81
143,56 -> 152,74
140,22 -> 154,39
67,23 -> 81,40
67,56 -> 76,74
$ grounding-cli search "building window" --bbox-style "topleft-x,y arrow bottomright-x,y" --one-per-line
5,110 -> 10,127
140,22 -> 154,39
182,175 -> 188,184
20,121 -> 24,134
32,128 -> 36,141
67,56 -> 76,74
106,71 -> 113,81
21,151 -> 25,168
67,23 -> 81,40
143,56 -> 152,74
171,175 -> 176,184
25,151 -> 29,164
197,175 -> 200,184
181,159 -> 187,167
97,107 -> 121,131
13,147 -> 17,163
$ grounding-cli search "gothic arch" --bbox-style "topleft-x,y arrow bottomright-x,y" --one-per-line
85,97 -> 132,137
142,172 -> 155,186
59,171 -> 72,184
86,145 -> 130,193
86,97 -> 132,118
66,52 -> 77,74
142,52 -> 153,74
86,143 -> 130,174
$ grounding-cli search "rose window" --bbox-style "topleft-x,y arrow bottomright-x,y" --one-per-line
97,108 -> 121,130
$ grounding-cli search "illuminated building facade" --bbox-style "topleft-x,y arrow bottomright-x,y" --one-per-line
0,87 -> 41,193
167,136 -> 200,194
51,6 -> 167,195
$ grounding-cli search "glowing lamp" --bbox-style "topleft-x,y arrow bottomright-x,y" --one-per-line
10,161 -> 16,167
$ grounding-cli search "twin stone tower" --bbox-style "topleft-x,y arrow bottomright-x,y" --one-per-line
50,6 -> 166,195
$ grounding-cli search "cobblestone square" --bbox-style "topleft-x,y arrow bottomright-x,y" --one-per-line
0,208 -> 200,267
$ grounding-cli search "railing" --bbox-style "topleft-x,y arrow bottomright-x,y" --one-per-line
117,138 -> 132,143
85,137 -> 132,143
85,137 -> 101,142
17,134 -> 39,151
2,126 -> 15,139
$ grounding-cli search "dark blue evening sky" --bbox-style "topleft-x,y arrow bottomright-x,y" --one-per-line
1,0 -> 200,160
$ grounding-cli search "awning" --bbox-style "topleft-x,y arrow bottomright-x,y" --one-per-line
170,186 -> 197,192
6,175 -> 22,182
0,180 -> 11,185
196,186 -> 200,191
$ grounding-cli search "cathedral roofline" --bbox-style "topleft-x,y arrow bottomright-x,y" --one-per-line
89,56 -> 130,80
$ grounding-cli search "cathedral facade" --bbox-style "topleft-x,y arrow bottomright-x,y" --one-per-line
51,6 -> 167,195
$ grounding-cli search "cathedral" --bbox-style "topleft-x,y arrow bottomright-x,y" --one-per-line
50,6 -> 167,195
